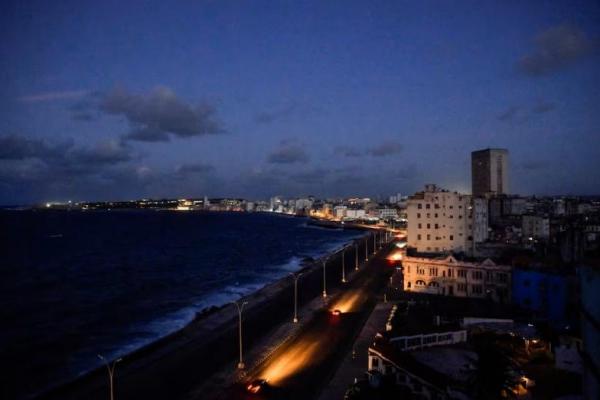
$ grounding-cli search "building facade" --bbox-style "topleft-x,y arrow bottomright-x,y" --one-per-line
402,254 -> 511,303
471,148 -> 509,197
407,184 -> 473,254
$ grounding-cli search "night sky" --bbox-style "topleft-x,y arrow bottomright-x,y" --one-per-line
1,0 -> 599,205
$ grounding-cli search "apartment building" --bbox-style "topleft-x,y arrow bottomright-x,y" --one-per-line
407,184 -> 473,254
402,254 -> 511,303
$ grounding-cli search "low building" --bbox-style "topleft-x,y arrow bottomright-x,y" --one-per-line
402,254 -> 511,303
521,214 -> 550,240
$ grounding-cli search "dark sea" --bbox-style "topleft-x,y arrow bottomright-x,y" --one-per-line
0,210 -> 363,399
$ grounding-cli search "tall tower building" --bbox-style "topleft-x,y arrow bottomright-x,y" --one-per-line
471,148 -> 509,197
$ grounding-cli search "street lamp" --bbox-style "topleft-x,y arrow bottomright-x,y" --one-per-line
97,354 -> 121,400
322,259 -> 328,298
341,247 -> 347,283
232,300 -> 248,369
365,238 -> 368,262
290,272 -> 303,323
354,243 -> 359,271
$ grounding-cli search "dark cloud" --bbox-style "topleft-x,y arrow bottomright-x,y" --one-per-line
97,86 -> 224,142
255,103 -> 297,124
267,142 -> 309,164
532,101 -> 556,114
175,162 -> 215,175
518,24 -> 594,76
497,106 -> 520,122
0,135 -> 72,160
367,141 -> 403,157
334,146 -> 364,157
290,168 -> 330,184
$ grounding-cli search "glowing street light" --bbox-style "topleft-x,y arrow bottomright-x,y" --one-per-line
290,272 -> 303,323
365,238 -> 368,262
354,243 -> 359,271
97,354 -> 122,400
232,300 -> 248,369
341,247 -> 347,283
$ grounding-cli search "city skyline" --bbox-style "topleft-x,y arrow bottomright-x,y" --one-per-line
2,1 -> 600,205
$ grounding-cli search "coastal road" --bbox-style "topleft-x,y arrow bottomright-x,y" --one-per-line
211,243 -> 394,400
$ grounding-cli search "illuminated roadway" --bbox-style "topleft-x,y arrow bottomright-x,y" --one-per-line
215,243 -> 394,400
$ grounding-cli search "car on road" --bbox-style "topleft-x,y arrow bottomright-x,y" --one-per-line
246,378 -> 268,394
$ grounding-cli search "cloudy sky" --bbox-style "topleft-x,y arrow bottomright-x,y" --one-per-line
1,0 -> 599,204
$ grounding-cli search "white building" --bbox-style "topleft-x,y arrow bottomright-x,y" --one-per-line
407,184 -> 473,254
402,254 -> 511,303
378,208 -> 398,220
345,209 -> 366,220
333,205 -> 347,219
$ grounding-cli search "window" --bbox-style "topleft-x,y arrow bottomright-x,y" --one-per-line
472,271 -> 483,280
417,213 -> 421,218
426,213 -> 430,218
418,203 -> 422,209
449,205 -> 454,209
449,235 -> 454,240
449,215 -> 454,219
472,284 -> 483,294
427,223 -> 431,229
459,205 -> 462,209
417,234 -> 422,240
434,213 -> 438,218
429,268 -> 438,276
459,215 -> 463,219
426,204 -> 430,209
372,357 -> 380,368
435,223 -> 439,229
407,281 -> 411,288
435,204 -> 440,209
497,273 -> 508,283
417,267 -> 425,275
458,269 -> 467,278
457,283 -> 467,292
427,234 -> 431,240
418,223 -> 422,229
416,280 -> 426,286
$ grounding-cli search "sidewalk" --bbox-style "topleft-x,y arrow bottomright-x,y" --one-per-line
317,301 -> 393,400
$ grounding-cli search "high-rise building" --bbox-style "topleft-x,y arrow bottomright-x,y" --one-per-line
471,148 -> 509,196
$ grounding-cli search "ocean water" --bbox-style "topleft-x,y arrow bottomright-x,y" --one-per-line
0,210 -> 363,399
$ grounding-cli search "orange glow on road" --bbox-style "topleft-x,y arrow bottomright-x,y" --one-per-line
330,291 -> 362,314
259,339 -> 321,385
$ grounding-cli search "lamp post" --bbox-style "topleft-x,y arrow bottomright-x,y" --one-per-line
290,272 -> 303,323
365,238 -> 368,262
322,259 -> 328,298
355,243 -> 359,271
341,247 -> 347,283
97,354 -> 121,400
232,300 -> 248,369
373,234 -> 376,254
